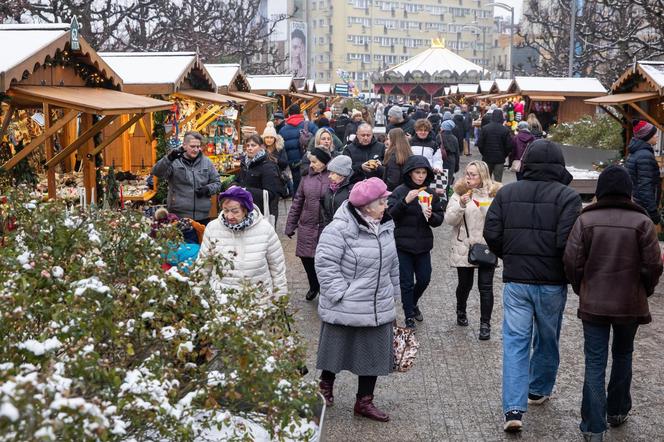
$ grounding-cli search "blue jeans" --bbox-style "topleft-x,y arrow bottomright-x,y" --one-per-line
502,283 -> 567,413
580,321 -> 638,434
397,250 -> 432,319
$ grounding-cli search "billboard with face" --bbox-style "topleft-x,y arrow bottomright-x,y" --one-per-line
290,21 -> 307,78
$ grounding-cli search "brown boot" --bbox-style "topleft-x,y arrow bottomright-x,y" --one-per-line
319,379 -> 334,406
353,394 -> 389,422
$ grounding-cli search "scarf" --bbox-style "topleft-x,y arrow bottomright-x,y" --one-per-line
329,180 -> 342,192
356,208 -> 381,235
243,150 -> 266,169
222,211 -> 255,232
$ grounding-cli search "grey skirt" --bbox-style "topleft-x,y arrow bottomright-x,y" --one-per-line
316,321 -> 393,376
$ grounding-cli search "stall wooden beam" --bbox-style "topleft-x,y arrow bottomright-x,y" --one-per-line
43,103 -> 56,199
627,102 -> 664,133
0,103 -> 16,138
138,116 -> 153,144
88,113 -> 145,158
194,105 -> 222,131
598,105 -> 628,128
1,109 -> 79,171
45,114 -> 118,169
80,114 -> 96,204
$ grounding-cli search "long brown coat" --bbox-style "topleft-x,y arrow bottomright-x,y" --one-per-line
563,196 -> 663,324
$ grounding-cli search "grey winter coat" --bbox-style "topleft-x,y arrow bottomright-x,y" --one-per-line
152,152 -> 222,221
285,169 -> 330,258
315,201 -> 400,327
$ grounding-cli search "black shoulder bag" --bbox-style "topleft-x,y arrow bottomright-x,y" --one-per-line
463,215 -> 497,267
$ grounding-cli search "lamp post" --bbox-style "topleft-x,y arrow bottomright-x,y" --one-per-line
462,24 -> 487,74
487,2 -> 514,79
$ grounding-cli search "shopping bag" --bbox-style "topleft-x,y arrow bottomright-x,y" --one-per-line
393,325 -> 420,372
263,189 -> 276,227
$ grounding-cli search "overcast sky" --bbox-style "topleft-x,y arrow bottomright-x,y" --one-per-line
492,0 -> 524,20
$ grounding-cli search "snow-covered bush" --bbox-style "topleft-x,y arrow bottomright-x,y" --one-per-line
548,114 -> 623,150
0,191 -> 318,441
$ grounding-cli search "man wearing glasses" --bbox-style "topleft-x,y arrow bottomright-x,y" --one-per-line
152,131 -> 222,225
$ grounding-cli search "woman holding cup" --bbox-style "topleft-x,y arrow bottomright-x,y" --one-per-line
444,160 -> 501,340
387,155 -> 446,329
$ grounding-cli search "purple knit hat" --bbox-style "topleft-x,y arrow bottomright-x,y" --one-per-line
218,186 -> 254,211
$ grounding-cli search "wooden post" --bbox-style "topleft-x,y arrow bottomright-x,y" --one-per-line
43,103 -> 56,199
80,114 -> 96,205
120,114 -> 131,171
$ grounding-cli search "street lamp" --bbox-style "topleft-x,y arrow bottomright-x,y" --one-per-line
487,2 -> 514,79
462,24 -> 487,75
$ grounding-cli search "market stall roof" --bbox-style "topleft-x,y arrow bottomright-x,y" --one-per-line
174,89 -> 247,106
306,79 -> 316,92
458,84 -> 480,94
227,90 -> 276,104
0,24 -> 122,93
246,74 -> 296,94
612,61 -> 664,95
528,95 -> 566,102
204,63 -> 249,91
511,76 -> 606,96
494,79 -> 513,92
291,92 -> 313,101
479,80 -> 495,93
7,85 -> 172,115
584,92 -> 660,105
99,52 -> 215,95
316,83 -> 332,95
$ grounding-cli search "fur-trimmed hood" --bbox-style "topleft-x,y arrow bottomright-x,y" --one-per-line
453,180 -> 501,198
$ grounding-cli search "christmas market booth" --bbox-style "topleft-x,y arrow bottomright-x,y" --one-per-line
0,23 -> 171,204
246,74 -> 301,115
505,76 -> 607,131
585,61 -> 664,156
98,52 -> 248,201
205,63 -> 276,135
372,39 -> 487,101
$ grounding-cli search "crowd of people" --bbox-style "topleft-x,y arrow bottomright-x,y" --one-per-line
150,99 -> 663,441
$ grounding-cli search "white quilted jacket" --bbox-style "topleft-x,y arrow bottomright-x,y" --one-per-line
445,181 -> 501,268
197,209 -> 288,298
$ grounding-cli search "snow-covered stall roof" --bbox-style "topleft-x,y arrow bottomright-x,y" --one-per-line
458,84 -> 480,94
99,52 -> 215,94
246,74 -> 296,94
204,63 -> 250,92
494,79 -> 513,92
635,61 -> 664,94
316,83 -> 332,95
512,76 -> 606,95
479,80 -> 495,93
611,61 -> 664,96
0,24 -> 122,93
306,79 -> 316,92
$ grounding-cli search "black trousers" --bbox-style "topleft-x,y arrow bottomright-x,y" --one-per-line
321,370 -> 377,396
455,266 -> 495,324
301,257 -> 320,292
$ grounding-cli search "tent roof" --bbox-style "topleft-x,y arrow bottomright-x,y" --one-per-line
99,52 -> 215,94
246,74 -> 296,94
512,76 -> 606,95
0,24 -> 122,93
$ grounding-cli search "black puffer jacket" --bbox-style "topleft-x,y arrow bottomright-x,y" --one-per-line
342,137 -> 386,184
383,156 -> 407,191
483,140 -> 582,285
477,109 -> 514,164
237,153 -> 284,216
452,114 -> 466,144
625,137 -> 661,223
387,155 -> 446,254
428,112 -> 442,134
320,176 -> 354,226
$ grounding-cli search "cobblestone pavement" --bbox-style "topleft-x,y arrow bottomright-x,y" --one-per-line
279,150 -> 664,441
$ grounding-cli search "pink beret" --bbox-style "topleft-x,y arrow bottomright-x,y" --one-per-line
349,177 -> 391,207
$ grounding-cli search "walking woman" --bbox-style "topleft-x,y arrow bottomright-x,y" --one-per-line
383,128 -> 412,191
236,134 -> 284,223
320,155 -> 354,226
263,122 -> 288,171
527,113 -> 544,139
315,177 -> 400,422
302,127 -> 340,176
285,148 -> 332,300
445,160 -> 501,340
388,155 -> 445,329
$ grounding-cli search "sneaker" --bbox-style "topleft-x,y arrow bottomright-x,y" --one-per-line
405,317 -> 416,329
527,393 -> 550,405
479,322 -> 490,340
503,410 -> 523,432
413,306 -> 424,322
607,413 -> 629,427
456,312 -> 468,327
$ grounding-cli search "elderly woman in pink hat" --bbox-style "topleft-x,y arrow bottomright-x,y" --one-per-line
314,177 -> 400,422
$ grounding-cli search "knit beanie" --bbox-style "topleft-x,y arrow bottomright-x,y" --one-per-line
262,121 -> 278,138
442,111 -> 453,121
317,117 -> 330,128
441,120 -> 455,132
388,106 -> 403,121
310,147 -> 332,164
218,186 -> 254,212
595,165 -> 632,200
517,121 -> 530,131
633,120 -> 657,142
351,108 -> 363,118
288,103 -> 301,116
327,155 -> 353,177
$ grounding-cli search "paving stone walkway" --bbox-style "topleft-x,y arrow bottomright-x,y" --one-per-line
279,151 -> 664,441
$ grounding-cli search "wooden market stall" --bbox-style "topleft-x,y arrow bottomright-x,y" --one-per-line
246,74 -> 298,114
98,52 -> 248,201
507,76 -> 607,131
0,23 -> 171,203
205,63 -> 276,135
585,61 -> 664,155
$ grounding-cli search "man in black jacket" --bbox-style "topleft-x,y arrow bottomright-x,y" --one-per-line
483,140 -> 581,433
476,109 -> 513,182
342,123 -> 386,184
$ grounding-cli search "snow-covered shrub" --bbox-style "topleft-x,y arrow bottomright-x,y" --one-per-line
548,114 -> 623,150
0,191 -> 318,441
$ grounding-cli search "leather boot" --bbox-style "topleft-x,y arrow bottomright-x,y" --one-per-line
353,394 -> 389,422
318,379 -> 334,406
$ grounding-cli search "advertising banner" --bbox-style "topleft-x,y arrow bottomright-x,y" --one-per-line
290,21 -> 307,78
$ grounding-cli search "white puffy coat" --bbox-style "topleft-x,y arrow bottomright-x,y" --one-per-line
445,181 -> 501,267
198,209 -> 288,298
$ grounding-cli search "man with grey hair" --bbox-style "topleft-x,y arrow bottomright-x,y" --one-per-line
342,123 -> 386,184
386,105 -> 415,136
152,131 -> 222,224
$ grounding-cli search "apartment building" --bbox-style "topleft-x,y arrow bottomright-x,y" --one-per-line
308,0 -> 496,90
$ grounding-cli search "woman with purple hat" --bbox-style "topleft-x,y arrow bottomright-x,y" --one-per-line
314,177 -> 400,422
198,186 -> 287,301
